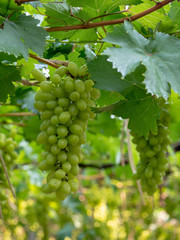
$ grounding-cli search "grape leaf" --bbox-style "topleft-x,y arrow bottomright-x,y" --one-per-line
44,2 -> 81,27
0,14 -> 48,59
130,0 -> 173,30
88,55 -> 161,135
103,21 -> 180,99
0,64 -> 21,102
44,2 -> 97,41
67,0 -> 120,18
24,116 -> 41,141
87,55 -> 145,96
94,93 -> 160,136
169,1 -> 180,28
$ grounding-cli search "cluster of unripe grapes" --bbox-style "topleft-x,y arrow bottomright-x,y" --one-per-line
0,132 -> 18,199
132,105 -> 170,195
33,62 -> 100,200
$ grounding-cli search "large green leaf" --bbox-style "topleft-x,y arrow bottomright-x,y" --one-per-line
0,64 -> 21,102
88,55 -> 145,95
130,0 -> 174,30
94,93 -> 161,136
88,55 -> 161,135
67,0 -> 122,17
44,2 -> 81,27
0,14 -> 48,59
103,21 -> 180,99
169,1 -> 180,28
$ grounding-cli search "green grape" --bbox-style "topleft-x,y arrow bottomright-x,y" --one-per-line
67,153 -> 79,165
59,111 -> 71,124
68,104 -> 78,117
68,145 -> 81,155
55,169 -> 66,179
69,91 -> 80,101
68,179 -> 78,192
51,144 -> 60,155
52,87 -> 65,98
54,66 -> 68,77
46,100 -> 57,109
46,153 -> 56,165
46,171 -> 55,182
48,135 -> 58,144
48,178 -> 61,191
64,80 -> 74,93
84,79 -> 94,90
69,124 -> 83,136
40,81 -> 53,92
74,80 -> 85,93
67,135 -> 79,145
78,65 -> 88,77
39,161 -> 49,172
33,63 -> 101,200
62,161 -> 72,173
76,99 -> 87,111
58,98 -> 70,107
34,101 -> 46,111
54,106 -> 63,115
145,167 -> 153,178
51,74 -> 62,85
37,131 -> 48,144
40,120 -> 50,131
32,68 -> 46,82
57,138 -> 68,149
68,62 -> 78,77
50,115 -> 59,125
149,136 -> 158,145
64,76 -> 74,83
47,125 -> 56,135
57,151 -> 67,163
57,126 -> 68,138
78,111 -> 89,120
90,88 -> 101,100
41,110 -> 53,120
70,165 -> 79,176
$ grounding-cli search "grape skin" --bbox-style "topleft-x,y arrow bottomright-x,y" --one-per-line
34,62 -> 100,200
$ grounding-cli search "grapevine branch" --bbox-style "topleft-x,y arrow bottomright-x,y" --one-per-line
29,53 -> 60,69
15,0 -> 39,4
45,0 -> 174,32
0,112 -> 37,117
0,154 -> 16,199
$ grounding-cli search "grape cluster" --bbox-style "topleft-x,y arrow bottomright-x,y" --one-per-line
132,105 -> 171,195
0,132 -> 18,195
33,62 -> 100,200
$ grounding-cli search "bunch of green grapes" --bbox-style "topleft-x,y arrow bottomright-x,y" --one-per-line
33,62 -> 100,200
132,104 -> 171,195
0,132 -> 18,199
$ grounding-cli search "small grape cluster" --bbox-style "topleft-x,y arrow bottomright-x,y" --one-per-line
132,105 -> 170,195
0,132 -> 18,198
33,62 -> 100,200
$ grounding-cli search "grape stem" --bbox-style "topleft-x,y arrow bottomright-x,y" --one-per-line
125,120 -> 145,205
29,53 -> 68,69
0,154 -> 16,199
0,121 -> 26,127
0,112 -> 37,117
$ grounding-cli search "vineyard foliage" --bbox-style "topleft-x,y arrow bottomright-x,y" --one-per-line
1,0 -> 180,239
